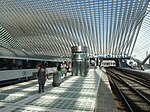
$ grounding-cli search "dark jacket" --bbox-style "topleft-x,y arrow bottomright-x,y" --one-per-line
57,64 -> 61,71
37,68 -> 46,85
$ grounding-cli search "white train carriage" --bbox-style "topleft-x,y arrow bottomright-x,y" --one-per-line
0,67 -> 57,82
101,60 -> 116,67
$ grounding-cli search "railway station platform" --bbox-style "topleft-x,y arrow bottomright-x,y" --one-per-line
0,69 -> 117,112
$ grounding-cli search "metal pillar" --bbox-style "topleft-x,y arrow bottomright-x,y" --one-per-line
71,46 -> 89,76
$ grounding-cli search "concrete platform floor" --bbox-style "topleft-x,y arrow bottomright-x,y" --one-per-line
0,69 -> 118,112
95,70 -> 118,112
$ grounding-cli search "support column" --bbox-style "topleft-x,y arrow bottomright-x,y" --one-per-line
71,46 -> 89,76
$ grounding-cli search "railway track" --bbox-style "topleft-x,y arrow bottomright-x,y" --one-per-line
106,68 -> 150,112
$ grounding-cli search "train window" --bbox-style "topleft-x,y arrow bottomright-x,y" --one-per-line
0,59 -> 7,70
0,58 -> 59,70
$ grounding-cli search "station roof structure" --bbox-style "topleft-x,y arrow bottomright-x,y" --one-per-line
0,0 -> 150,61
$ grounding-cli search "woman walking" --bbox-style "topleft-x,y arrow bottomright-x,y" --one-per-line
37,64 -> 48,93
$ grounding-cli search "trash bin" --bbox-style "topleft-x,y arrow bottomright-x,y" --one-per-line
52,72 -> 61,87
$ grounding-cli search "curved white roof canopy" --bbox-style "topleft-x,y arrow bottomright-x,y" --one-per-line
0,0 -> 149,61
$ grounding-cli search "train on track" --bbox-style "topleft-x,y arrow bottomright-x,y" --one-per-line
0,58 -> 63,86
101,60 -> 116,67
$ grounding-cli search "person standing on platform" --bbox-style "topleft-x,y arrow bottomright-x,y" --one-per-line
141,65 -> 145,71
63,63 -> 67,77
37,64 -> 48,93
57,63 -> 62,71
57,63 -> 63,81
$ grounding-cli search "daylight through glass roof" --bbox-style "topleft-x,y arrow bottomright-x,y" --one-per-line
0,0 -> 150,61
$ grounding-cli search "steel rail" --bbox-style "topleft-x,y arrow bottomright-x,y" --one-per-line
106,69 -> 134,112
110,68 -> 150,104
106,68 -> 150,111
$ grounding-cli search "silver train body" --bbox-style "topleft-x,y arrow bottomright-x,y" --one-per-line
101,60 -> 116,67
0,58 -> 64,85
0,67 -> 57,86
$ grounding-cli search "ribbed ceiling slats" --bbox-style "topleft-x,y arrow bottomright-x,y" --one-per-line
126,1 -> 145,56
124,0 -> 148,56
123,0 -> 141,55
83,1 -> 94,55
119,0 -> 133,56
0,0 -> 149,60
117,1 -> 129,56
